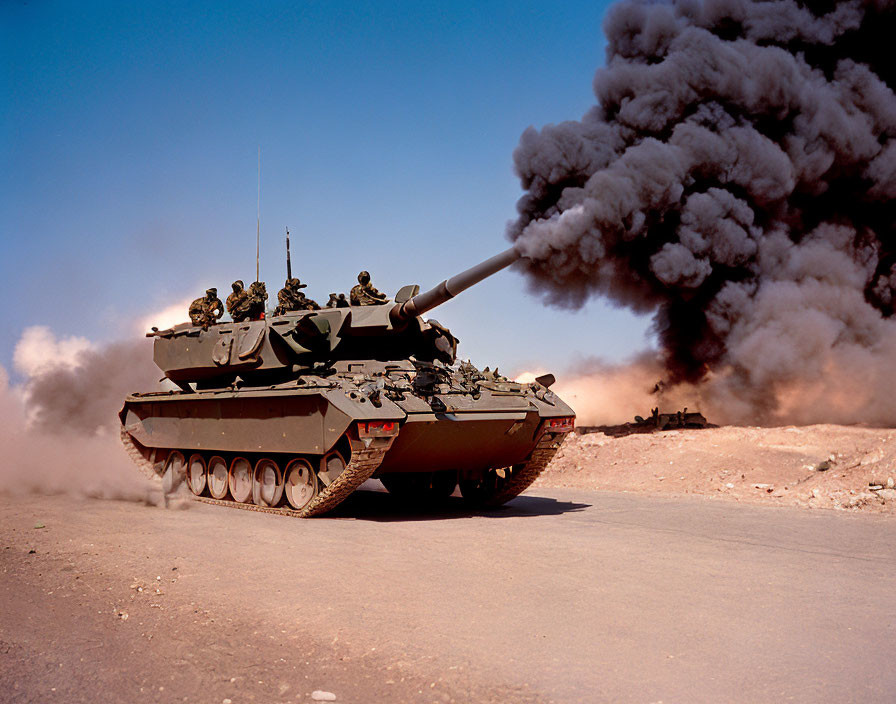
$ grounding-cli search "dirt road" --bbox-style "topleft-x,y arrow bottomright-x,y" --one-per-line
1,488 -> 894,703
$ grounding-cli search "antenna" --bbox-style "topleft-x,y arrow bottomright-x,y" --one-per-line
286,227 -> 292,280
256,147 -> 261,283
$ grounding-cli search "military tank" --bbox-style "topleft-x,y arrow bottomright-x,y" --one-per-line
119,246 -> 575,517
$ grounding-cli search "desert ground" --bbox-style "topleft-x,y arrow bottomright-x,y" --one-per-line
1,424 -> 895,704
544,424 -> 896,513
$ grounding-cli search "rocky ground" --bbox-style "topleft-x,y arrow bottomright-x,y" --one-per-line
536,424 -> 896,513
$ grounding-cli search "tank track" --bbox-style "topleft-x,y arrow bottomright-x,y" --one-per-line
121,427 -> 161,483
485,431 -> 564,507
120,429 -> 389,518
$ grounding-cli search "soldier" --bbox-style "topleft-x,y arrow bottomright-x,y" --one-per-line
243,281 -> 268,320
226,280 -> 250,322
274,277 -> 302,315
188,288 -> 224,329
326,293 -> 349,308
298,290 -> 321,310
274,278 -> 319,315
350,270 -> 388,306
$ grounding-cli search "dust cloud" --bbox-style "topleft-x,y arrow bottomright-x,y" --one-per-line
552,356 -> 691,427
510,0 -> 896,425
0,327 -> 164,503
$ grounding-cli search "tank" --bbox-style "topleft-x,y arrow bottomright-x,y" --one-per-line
119,246 -> 576,517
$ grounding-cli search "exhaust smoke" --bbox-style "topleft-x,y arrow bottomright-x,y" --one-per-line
509,0 -> 896,425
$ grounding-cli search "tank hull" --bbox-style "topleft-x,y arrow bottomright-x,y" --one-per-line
120,360 -> 574,516
376,411 -> 543,474
122,391 -> 364,456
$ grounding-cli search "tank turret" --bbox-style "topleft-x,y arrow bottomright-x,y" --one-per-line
121,243 -> 574,518
148,247 -> 522,389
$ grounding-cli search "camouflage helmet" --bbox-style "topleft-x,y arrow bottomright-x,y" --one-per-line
206,287 -> 218,297
288,277 -> 307,290
232,280 -> 244,292
358,270 -> 370,285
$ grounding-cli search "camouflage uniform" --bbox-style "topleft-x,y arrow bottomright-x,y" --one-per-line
326,293 -> 349,308
274,278 -> 319,315
298,292 -> 321,311
226,280 -> 250,322
350,271 -> 388,306
189,288 -> 224,329
242,281 -> 268,320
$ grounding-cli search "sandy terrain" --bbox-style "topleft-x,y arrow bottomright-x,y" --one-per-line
538,424 -> 896,513
1,487 -> 894,704
2,423 -> 896,703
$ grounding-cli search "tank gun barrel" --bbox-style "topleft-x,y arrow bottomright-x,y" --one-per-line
391,246 -> 520,323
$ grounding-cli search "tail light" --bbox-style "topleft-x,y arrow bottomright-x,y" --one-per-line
357,420 -> 399,438
542,416 -> 575,434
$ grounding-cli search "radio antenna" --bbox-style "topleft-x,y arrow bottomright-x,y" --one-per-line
256,147 -> 261,283
286,227 -> 292,280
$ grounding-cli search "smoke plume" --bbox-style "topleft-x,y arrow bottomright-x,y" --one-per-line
520,353 -> 698,426
510,0 -> 896,425
0,327 -> 164,502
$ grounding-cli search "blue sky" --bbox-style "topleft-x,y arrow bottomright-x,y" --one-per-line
1,0 -> 650,378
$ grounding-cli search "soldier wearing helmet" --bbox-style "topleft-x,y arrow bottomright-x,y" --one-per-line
275,277 -> 319,315
326,292 -> 349,308
188,288 -> 224,329
226,280 -> 250,322
244,281 -> 268,320
350,270 -> 388,306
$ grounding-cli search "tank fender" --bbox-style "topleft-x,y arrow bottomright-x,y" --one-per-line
528,391 -> 576,420
321,388 -> 406,423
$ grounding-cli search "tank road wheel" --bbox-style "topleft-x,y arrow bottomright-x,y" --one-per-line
284,458 -> 318,511
162,451 -> 186,494
459,465 -> 519,508
207,456 -> 229,499
228,457 -> 253,503
187,454 -> 207,496
253,459 -> 284,507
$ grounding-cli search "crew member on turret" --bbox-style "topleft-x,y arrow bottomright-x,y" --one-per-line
188,288 -> 224,329
243,281 -> 268,320
350,270 -> 388,306
275,278 -> 319,314
326,292 -> 349,308
275,277 -> 303,315
226,280 -> 250,322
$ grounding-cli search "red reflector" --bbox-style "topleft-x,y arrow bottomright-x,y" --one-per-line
369,421 -> 395,432
544,417 -> 575,433
358,420 -> 399,437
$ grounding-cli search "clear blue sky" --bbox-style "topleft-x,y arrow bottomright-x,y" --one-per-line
1,0 -> 650,378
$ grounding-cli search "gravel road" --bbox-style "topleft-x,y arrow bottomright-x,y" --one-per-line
1,488 -> 894,703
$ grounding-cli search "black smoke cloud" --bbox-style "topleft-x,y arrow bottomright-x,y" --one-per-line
510,0 -> 896,424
